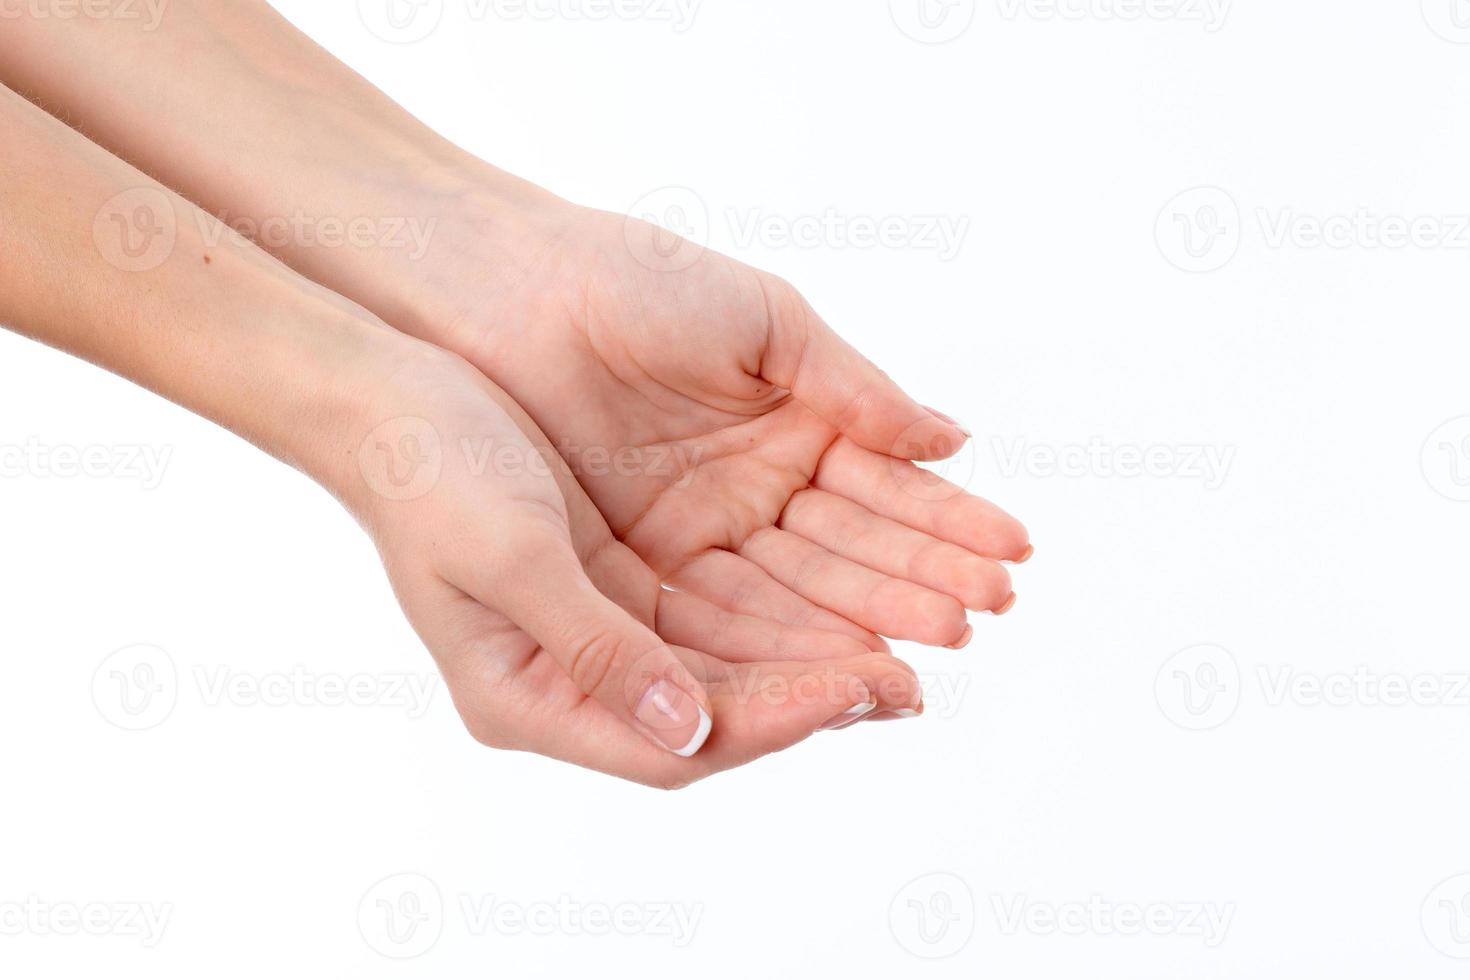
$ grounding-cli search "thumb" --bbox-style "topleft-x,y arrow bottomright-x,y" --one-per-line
759,279 -> 970,461
478,535 -> 713,758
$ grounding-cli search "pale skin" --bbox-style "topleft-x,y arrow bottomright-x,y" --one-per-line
0,3 -> 1030,786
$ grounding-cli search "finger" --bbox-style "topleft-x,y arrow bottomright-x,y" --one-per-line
654,589 -> 875,663
813,437 -> 1031,561
551,651 -> 923,788
779,488 -> 1014,612
757,281 -> 968,461
464,528 -> 713,758
668,548 -> 889,652
737,527 -> 970,647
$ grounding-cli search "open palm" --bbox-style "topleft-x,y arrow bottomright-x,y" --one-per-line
363,351 -> 920,787
446,205 -> 1031,651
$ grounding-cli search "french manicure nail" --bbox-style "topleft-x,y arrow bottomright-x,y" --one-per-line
819,691 -> 877,731
924,405 -> 973,439
635,679 -> 712,757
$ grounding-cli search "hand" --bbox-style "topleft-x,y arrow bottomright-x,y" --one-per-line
0,4 -> 1029,650
346,345 -> 925,788
415,192 -> 1032,651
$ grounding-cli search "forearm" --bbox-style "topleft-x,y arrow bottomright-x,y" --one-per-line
0,0 -> 545,342
0,80 -> 410,506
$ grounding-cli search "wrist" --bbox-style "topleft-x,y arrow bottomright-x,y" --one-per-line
341,158 -> 581,348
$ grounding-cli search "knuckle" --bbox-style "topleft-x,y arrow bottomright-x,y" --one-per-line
563,630 -> 628,699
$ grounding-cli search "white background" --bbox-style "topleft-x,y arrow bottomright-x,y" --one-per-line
3,0 -> 1470,976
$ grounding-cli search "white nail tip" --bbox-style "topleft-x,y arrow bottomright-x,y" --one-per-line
671,705 -> 712,758
894,708 -> 922,718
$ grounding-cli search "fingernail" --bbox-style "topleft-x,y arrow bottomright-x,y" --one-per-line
819,687 -> 876,731
635,679 -> 712,757
944,624 -> 973,650
925,405 -> 973,439
1012,544 -> 1034,564
893,707 -> 923,718
994,592 -> 1017,616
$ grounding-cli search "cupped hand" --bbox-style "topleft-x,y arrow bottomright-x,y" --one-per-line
429,200 -> 1032,651
346,345 -> 922,788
